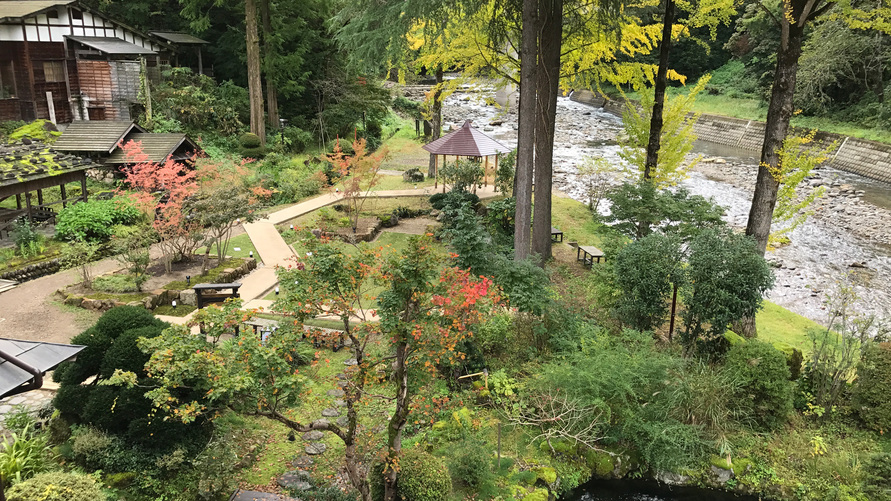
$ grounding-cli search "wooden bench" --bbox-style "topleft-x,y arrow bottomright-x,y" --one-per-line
193,282 -> 242,308
577,245 -> 604,266
551,226 -> 563,242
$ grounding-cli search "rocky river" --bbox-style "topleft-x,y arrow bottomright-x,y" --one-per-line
404,83 -> 891,327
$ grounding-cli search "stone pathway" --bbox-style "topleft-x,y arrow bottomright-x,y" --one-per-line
274,371 -> 355,493
0,389 -> 54,424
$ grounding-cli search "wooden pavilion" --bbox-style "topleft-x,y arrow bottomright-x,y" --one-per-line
0,143 -> 92,238
422,119 -> 512,191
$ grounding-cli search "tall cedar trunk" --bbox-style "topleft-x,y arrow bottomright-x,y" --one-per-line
531,0 -> 563,265
428,66 -> 444,177
260,0 -> 280,129
738,5 -> 809,337
383,342 -> 410,501
644,0 -> 676,179
515,0 -> 539,260
245,0 -> 266,145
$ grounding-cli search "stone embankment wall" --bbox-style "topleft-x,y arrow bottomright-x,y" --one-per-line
1,258 -> 62,283
570,90 -> 891,184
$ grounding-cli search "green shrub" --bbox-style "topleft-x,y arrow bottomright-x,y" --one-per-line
2,406 -> 36,434
853,343 -> 891,433
724,340 -> 793,430
99,326 -> 163,377
12,218 -> 45,258
94,306 -> 162,339
448,439 -> 495,491
0,120 -> 27,138
239,132 -> 262,148
371,450 -> 452,501
283,126 -> 314,153
6,471 -> 103,501
56,198 -> 142,243
91,274 -> 139,293
398,450 -> 452,501
429,190 -> 479,212
403,168 -> 424,183
864,452 -> 891,501
440,159 -> 484,192
393,96 -> 422,118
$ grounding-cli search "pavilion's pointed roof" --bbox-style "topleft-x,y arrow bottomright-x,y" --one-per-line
422,120 -> 512,157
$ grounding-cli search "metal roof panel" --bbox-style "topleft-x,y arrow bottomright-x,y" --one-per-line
0,338 -> 84,398
54,121 -> 144,153
66,35 -> 157,55
149,31 -> 208,45
105,133 -> 199,164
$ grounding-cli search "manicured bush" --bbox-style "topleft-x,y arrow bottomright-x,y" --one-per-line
399,450 -> 452,501
6,471 -> 103,501
370,450 -> 452,501
283,126 -> 313,153
55,198 -> 142,243
327,138 -> 355,156
93,306 -> 161,339
853,343 -> 891,433
403,168 -> 425,183
724,340 -> 793,430
239,132 -> 266,158
448,439 -> 494,490
429,191 -> 479,211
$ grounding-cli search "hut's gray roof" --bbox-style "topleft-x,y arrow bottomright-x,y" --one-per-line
149,31 -> 208,45
0,338 -> 84,399
105,133 -> 199,164
54,121 -> 145,153
422,120 -> 512,157
0,0 -> 74,21
66,35 -> 157,55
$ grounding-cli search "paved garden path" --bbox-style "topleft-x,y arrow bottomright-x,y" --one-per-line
238,186 -> 499,303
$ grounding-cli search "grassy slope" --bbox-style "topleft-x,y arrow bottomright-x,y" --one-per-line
197,233 -> 261,263
756,300 -> 824,355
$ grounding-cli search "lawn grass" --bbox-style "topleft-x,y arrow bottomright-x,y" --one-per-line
83,292 -> 151,303
757,300 -> 833,357
278,197 -> 431,234
548,195 -> 606,248
153,304 -> 197,317
163,258 -> 248,290
197,233 -> 261,263
370,174 -> 436,192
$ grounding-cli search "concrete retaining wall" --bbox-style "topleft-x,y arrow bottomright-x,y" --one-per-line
570,90 -> 891,184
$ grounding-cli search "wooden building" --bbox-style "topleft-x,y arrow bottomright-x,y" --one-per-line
0,0 -> 206,124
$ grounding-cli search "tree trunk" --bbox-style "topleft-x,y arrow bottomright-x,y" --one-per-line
515,0 -> 539,260
245,0 -> 266,145
260,0 -> 279,130
428,66 -> 444,177
739,6 -> 809,337
644,0 -> 676,180
531,0 -> 563,265
384,342 -> 411,501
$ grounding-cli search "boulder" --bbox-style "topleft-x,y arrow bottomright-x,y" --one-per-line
180,289 -> 197,306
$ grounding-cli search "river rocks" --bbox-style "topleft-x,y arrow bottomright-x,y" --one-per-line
710,465 -> 733,484
655,470 -> 691,485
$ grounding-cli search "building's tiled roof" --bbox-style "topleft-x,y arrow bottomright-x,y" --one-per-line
0,0 -> 74,21
54,121 -> 145,153
105,133 -> 198,164
422,120 -> 512,157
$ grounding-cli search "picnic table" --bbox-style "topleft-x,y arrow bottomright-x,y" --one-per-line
193,282 -> 242,308
551,226 -> 563,242
576,245 -> 604,266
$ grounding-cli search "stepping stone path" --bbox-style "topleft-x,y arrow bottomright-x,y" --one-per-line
312,418 -> 330,427
277,470 -> 311,492
344,358 -> 358,366
336,373 -> 348,380
327,389 -> 344,397
0,390 -> 53,418
302,430 -> 324,441
306,442 -> 327,455
334,399 -> 346,407
336,381 -> 348,388
322,407 -> 341,417
337,417 -> 348,427
291,455 -> 314,469
232,490 -> 298,501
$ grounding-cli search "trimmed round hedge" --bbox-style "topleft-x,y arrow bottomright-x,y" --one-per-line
371,449 -> 451,501
724,340 -> 793,430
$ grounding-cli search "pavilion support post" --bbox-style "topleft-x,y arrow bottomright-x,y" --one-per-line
434,155 -> 438,189
494,154 -> 500,193
15,194 -> 21,210
81,177 -> 88,202
25,192 -> 32,220
37,189 -> 43,207
60,183 -> 67,208
484,156 -> 489,187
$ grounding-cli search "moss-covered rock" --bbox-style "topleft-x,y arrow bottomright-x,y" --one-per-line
522,487 -> 550,501
532,466 -> 557,484
771,341 -> 803,380
585,450 -> 617,478
538,439 -> 576,455
724,330 -> 746,346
